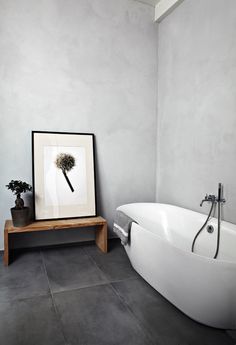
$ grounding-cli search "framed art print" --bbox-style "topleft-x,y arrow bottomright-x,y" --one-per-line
32,131 -> 96,220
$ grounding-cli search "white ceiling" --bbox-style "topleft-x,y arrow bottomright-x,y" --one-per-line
134,0 -> 183,21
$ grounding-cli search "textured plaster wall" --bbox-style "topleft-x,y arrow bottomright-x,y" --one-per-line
0,0 -> 157,250
156,0 -> 236,223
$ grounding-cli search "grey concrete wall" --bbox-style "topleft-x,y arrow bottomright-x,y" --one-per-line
156,0 -> 236,223
0,0 -> 157,250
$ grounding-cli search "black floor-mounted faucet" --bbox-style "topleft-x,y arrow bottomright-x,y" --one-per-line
214,183 -> 226,258
192,183 -> 226,259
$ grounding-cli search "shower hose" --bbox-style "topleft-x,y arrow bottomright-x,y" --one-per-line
191,201 -> 220,259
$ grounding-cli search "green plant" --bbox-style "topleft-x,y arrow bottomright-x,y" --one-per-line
6,180 -> 32,209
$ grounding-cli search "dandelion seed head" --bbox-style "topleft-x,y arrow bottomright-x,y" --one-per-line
55,153 -> 76,172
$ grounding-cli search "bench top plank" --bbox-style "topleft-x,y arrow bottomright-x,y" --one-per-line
5,216 -> 106,233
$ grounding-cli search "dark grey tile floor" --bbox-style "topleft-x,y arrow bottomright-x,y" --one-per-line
0,240 -> 235,345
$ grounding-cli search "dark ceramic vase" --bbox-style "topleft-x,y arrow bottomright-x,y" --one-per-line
11,207 -> 30,227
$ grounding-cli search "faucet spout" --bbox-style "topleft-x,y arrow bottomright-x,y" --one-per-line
200,194 -> 216,207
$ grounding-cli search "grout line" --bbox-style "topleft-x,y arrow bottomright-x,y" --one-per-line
51,248 -> 139,295
81,246 -> 111,281
53,281 -> 111,296
108,276 -> 139,283
83,244 -> 140,284
40,250 -> 69,345
52,277 -> 139,296
109,282 -> 157,345
82,246 -> 110,282
0,292 -> 50,305
51,276 -> 140,296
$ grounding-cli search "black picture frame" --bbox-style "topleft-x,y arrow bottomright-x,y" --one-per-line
32,131 -> 97,221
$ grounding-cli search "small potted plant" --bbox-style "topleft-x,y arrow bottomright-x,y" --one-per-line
6,180 -> 32,227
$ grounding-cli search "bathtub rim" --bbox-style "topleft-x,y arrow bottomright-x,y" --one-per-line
117,202 -> 236,231
129,222 -> 236,267
117,202 -> 236,266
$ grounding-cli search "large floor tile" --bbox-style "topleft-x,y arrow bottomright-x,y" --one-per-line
0,295 -> 65,345
54,283 -> 153,345
84,240 -> 138,281
112,277 -> 234,345
0,251 -> 49,302
227,330 -> 236,344
42,246 -> 108,292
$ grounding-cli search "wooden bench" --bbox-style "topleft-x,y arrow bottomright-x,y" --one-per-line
4,216 -> 107,266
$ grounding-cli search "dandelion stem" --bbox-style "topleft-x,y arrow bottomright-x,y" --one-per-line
62,170 -> 74,192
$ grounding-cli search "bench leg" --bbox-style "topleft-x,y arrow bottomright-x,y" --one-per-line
95,223 -> 108,253
4,229 -> 9,266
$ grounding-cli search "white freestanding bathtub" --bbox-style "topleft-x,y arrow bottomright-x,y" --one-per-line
117,203 -> 236,329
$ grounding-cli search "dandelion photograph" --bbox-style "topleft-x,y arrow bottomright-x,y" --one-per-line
32,131 -> 96,220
